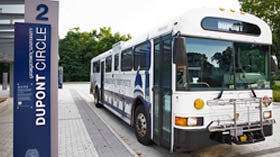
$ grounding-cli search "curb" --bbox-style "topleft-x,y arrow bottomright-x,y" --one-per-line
77,90 -> 138,157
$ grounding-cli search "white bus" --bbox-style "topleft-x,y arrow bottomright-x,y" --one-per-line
90,7 -> 276,151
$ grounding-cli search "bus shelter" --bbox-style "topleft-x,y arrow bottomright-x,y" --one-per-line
0,0 -> 24,96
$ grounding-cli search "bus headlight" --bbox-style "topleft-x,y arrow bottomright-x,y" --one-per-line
263,111 -> 272,119
187,117 -> 199,126
194,98 -> 204,110
175,116 -> 203,127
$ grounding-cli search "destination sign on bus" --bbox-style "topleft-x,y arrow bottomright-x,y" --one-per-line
201,17 -> 261,35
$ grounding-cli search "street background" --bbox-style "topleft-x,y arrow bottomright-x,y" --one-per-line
0,83 -> 280,157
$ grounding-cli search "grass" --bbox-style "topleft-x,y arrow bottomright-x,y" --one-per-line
273,82 -> 280,102
273,90 -> 280,102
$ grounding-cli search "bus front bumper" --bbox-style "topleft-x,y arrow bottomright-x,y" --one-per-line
207,119 -> 275,145
173,119 -> 275,151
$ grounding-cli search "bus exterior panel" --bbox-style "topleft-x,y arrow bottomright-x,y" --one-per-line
173,8 -> 271,45
172,90 -> 274,150
90,7 -> 275,152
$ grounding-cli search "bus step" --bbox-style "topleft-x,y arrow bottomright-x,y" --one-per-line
233,130 -> 265,145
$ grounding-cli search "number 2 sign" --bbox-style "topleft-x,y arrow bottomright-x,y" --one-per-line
36,4 -> 49,21
25,0 -> 58,25
14,0 -> 59,157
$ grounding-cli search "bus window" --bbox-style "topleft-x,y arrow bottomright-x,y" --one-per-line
121,48 -> 133,71
134,42 -> 150,70
180,37 -> 233,90
114,54 -> 119,71
106,56 -> 112,72
235,43 -> 270,89
93,61 -> 100,73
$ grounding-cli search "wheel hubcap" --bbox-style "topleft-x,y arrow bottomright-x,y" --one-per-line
136,113 -> 147,137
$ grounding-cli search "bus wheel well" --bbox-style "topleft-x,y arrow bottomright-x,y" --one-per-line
132,97 -> 146,127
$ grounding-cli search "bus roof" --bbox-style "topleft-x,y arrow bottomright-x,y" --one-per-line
92,7 -> 272,62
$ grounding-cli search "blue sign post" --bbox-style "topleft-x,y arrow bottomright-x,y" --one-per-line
14,23 -> 51,157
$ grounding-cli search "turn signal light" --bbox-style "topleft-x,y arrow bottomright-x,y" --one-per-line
175,116 -> 187,126
194,98 -> 204,110
262,96 -> 272,107
175,116 -> 204,127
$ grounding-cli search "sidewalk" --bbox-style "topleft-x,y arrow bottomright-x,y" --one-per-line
59,85 -> 134,157
0,98 -> 13,157
0,84 -> 135,157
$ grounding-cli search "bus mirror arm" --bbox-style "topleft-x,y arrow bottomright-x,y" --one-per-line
173,37 -> 187,66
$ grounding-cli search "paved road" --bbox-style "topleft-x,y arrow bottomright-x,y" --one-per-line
1,83 -> 279,157
76,83 -> 280,157
0,83 -> 135,157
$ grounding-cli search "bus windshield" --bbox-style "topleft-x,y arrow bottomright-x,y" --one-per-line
176,37 -> 270,91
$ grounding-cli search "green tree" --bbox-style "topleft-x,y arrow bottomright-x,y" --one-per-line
239,0 -> 280,66
59,27 -> 131,81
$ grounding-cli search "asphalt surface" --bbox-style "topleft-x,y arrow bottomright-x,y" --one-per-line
1,83 -> 280,157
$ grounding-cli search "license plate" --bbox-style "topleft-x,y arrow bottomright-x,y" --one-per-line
230,127 -> 243,136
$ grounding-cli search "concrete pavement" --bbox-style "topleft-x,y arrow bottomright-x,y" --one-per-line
0,83 -> 135,157
1,83 -> 279,157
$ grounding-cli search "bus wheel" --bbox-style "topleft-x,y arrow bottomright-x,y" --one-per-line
94,89 -> 102,108
134,105 -> 151,145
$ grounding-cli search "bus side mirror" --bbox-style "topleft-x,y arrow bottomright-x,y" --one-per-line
173,37 -> 187,66
271,55 -> 278,76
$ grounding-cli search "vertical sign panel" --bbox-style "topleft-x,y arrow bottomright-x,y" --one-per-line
14,23 -> 51,157
24,1 -> 59,156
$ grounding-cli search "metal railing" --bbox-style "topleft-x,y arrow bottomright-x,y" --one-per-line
207,98 -> 265,142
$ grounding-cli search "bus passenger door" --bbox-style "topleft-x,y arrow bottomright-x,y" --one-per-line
153,35 -> 172,149
101,61 -> 105,102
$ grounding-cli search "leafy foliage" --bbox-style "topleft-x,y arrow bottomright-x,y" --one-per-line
239,0 -> 280,64
59,27 -> 131,81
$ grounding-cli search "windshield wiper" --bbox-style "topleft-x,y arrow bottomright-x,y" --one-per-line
214,88 -> 223,100
250,88 -> 257,97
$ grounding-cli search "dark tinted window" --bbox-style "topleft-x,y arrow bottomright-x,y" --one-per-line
134,42 -> 150,70
93,61 -> 100,73
176,37 -> 270,91
121,49 -> 133,71
106,56 -> 112,72
114,54 -> 119,71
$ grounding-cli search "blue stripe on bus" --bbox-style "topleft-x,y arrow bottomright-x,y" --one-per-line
145,40 -> 151,100
134,70 -> 143,88
103,90 -> 134,119
145,72 -> 150,100
103,101 -> 130,118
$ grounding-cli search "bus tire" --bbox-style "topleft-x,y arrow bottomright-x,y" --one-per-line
134,105 -> 151,145
94,89 -> 102,108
